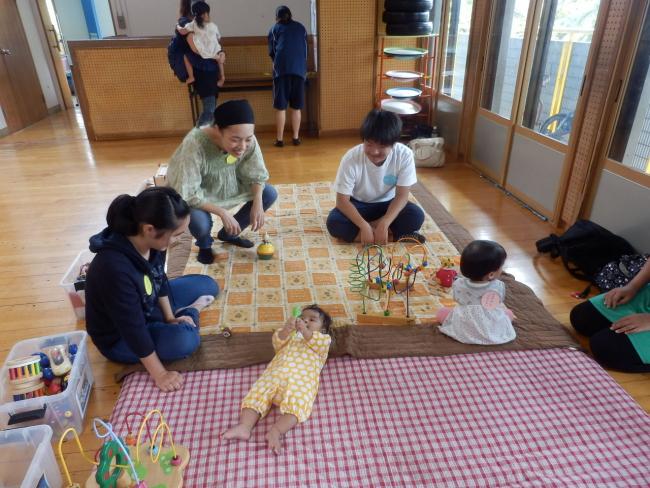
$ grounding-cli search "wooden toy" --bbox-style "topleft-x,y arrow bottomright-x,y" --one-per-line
256,233 -> 275,260
44,345 -> 72,376
153,164 -> 168,187
6,355 -> 42,385
58,409 -> 189,488
11,381 -> 46,401
349,237 -> 429,325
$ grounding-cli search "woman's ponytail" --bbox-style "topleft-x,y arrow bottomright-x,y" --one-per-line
106,194 -> 139,235
105,187 -> 190,236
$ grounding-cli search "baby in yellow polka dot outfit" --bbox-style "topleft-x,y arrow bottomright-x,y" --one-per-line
222,304 -> 332,454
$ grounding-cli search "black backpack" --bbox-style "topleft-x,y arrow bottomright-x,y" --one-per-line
536,220 -> 637,293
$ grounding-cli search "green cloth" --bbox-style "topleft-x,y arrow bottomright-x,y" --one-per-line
167,128 -> 269,209
591,284 -> 650,363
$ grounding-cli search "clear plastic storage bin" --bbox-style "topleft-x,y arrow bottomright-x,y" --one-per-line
0,425 -> 62,488
60,250 -> 94,320
0,331 -> 93,438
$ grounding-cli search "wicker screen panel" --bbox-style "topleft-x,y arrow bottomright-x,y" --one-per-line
561,0 -> 628,223
76,48 -> 192,137
224,45 -> 273,76
318,0 -> 377,131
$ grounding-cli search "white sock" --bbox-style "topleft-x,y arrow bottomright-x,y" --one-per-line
176,295 -> 215,314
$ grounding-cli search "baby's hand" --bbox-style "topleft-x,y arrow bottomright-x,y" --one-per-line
295,319 -> 307,334
283,317 -> 298,331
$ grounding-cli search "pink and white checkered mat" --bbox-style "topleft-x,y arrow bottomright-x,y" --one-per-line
112,349 -> 650,487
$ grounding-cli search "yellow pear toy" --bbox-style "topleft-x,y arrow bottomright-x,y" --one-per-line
257,233 -> 275,260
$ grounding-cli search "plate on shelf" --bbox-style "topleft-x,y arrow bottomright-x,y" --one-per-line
383,47 -> 428,59
385,70 -> 423,81
381,98 -> 422,115
385,87 -> 422,99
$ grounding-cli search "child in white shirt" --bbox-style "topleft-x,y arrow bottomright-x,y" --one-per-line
437,240 -> 516,345
177,1 -> 225,86
327,109 -> 426,245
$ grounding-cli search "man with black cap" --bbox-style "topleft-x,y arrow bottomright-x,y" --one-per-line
268,5 -> 308,147
167,99 -> 278,264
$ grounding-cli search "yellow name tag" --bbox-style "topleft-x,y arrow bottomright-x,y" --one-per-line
226,154 -> 238,165
144,275 -> 153,295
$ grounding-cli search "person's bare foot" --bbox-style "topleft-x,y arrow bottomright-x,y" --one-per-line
176,295 -> 214,314
265,427 -> 283,455
221,424 -> 252,441
186,76 -> 195,85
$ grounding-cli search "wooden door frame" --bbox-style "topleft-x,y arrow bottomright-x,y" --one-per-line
35,0 -> 74,109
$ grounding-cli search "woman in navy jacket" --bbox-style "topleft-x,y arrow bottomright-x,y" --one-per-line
85,187 -> 218,391
268,5 -> 308,146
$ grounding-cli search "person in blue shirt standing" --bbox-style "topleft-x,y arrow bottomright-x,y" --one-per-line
268,6 -> 308,147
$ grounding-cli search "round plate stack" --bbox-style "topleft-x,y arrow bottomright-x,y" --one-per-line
383,0 -> 434,36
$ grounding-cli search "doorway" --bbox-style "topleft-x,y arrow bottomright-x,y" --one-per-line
0,0 -> 49,134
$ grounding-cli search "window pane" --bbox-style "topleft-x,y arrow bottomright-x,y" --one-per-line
480,0 -> 529,119
609,9 -> 650,175
521,0 -> 600,143
441,0 -> 473,100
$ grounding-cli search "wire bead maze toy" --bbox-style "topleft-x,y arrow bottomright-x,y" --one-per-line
349,237 -> 429,325
58,409 -> 190,488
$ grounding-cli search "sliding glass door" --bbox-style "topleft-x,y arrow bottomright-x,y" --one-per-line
436,0 -> 474,151
471,0 -> 602,219
471,0 -> 531,180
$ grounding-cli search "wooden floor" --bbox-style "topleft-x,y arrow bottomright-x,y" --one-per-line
1,110 -> 648,482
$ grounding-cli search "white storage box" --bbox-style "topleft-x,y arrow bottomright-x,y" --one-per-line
0,425 -> 62,488
60,250 -> 94,320
0,331 -> 93,438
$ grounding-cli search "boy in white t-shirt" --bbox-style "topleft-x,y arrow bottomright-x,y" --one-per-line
327,109 -> 425,244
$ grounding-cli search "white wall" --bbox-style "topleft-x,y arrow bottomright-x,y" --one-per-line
93,0 -> 115,38
109,0 -> 314,37
16,0 -> 60,109
589,170 -> 650,253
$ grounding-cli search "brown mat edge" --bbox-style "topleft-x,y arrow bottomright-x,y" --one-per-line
115,182 -> 582,382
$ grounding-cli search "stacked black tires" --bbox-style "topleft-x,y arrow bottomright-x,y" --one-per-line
383,0 -> 433,36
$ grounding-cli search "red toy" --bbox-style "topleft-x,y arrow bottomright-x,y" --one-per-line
435,268 -> 457,288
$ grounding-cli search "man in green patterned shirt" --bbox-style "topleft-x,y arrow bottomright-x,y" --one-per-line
167,100 -> 278,264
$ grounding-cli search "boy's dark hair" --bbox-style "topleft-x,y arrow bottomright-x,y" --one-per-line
460,240 -> 507,281
360,109 -> 402,146
276,5 -> 292,23
303,304 -> 333,335
191,1 -> 210,28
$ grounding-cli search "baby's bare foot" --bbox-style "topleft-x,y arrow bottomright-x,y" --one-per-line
266,427 -> 283,455
221,424 -> 252,441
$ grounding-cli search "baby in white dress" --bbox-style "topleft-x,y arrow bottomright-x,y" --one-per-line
177,1 -> 225,86
437,240 -> 516,345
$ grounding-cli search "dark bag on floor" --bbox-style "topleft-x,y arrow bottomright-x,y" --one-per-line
593,254 -> 649,292
535,219 -> 637,287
